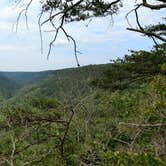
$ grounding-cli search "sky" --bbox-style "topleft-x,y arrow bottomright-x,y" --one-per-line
0,0 -> 164,71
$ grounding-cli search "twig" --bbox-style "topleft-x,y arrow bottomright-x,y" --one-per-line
119,122 -> 166,127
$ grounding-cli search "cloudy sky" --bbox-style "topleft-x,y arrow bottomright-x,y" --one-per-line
0,0 -> 164,71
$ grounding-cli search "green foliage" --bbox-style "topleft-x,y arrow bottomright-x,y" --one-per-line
92,43 -> 166,91
100,151 -> 164,166
145,23 -> 166,37
30,98 -> 60,109
0,74 -> 19,98
42,0 -> 122,22
0,45 -> 166,165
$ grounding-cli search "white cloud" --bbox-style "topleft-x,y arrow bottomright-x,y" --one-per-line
0,0 -> 164,71
0,44 -> 33,52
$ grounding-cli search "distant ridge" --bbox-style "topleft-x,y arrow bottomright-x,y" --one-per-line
0,74 -> 19,98
0,71 -> 50,85
0,64 -> 112,99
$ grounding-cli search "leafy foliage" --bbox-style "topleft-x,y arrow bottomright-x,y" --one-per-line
92,43 -> 166,91
42,0 -> 122,22
0,45 -> 165,165
0,74 -> 19,98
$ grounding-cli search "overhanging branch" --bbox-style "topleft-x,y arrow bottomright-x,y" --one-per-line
127,28 -> 166,42
142,0 -> 166,10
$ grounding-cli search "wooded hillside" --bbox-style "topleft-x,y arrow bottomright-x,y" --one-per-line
0,44 -> 165,165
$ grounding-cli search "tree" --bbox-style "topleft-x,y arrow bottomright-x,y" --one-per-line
14,0 -> 166,65
91,43 -> 166,90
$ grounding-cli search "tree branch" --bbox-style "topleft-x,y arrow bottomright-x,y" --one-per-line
142,0 -> 166,10
127,28 -> 166,42
119,122 -> 166,127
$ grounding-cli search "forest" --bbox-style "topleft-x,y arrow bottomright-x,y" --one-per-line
0,43 -> 165,165
0,0 -> 165,165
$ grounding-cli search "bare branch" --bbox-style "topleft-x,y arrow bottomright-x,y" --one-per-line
38,10 -> 44,54
142,0 -> 166,10
59,106 -> 74,159
23,151 -> 51,166
119,122 -> 166,127
15,0 -> 33,32
127,28 -> 166,42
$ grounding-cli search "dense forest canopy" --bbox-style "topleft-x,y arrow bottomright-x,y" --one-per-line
0,43 -> 165,165
0,0 -> 165,165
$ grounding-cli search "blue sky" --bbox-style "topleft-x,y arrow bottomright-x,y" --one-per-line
0,0 -> 164,71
